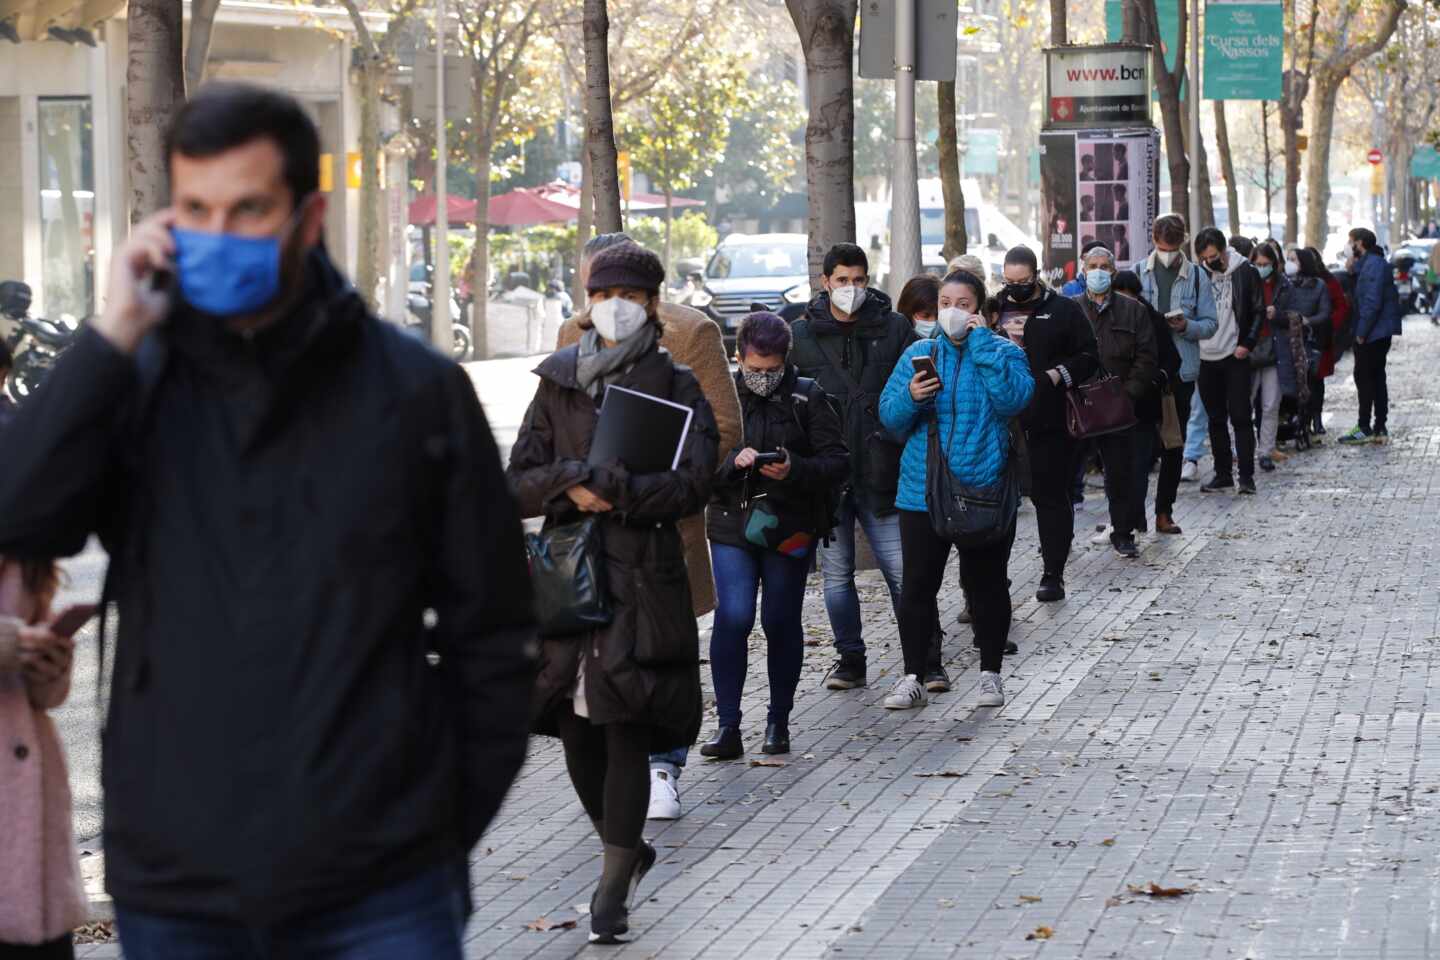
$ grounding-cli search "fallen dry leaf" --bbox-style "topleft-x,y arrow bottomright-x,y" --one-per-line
1101,838 -> 1116,847
1019,895 -> 1043,904
1026,926 -> 1054,940
524,917 -> 578,932
914,770 -> 966,778
1128,883 -> 1193,898
749,759 -> 787,767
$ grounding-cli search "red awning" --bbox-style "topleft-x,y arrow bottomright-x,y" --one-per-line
487,188 -> 579,227
408,194 -> 477,226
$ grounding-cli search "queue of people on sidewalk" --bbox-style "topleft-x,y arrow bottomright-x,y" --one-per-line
0,82 -> 1411,955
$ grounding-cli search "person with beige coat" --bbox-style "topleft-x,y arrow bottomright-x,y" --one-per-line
0,558 -> 87,959
557,233 -> 741,824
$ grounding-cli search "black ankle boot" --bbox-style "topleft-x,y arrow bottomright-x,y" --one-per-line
762,722 -> 790,755
700,726 -> 743,759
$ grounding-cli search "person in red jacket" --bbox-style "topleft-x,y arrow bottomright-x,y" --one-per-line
1307,246 -> 1350,436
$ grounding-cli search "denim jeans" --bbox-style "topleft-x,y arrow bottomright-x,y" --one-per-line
1183,387 -> 1209,461
709,542 -> 810,728
816,489 -> 903,658
116,862 -> 468,960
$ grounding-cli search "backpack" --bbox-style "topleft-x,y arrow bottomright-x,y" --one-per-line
788,376 -> 844,546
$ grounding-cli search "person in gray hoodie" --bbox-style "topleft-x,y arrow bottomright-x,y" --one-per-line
1136,215 -> 1217,534
1194,227 -> 1265,494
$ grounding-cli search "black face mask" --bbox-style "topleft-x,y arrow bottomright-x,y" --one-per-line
1205,257 -> 1225,273
1004,280 -> 1038,302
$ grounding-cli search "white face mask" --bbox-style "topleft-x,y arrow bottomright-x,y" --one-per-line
1284,259 -> 1300,277
938,306 -> 972,341
830,285 -> 867,315
1156,249 -> 1180,268
590,297 -> 649,342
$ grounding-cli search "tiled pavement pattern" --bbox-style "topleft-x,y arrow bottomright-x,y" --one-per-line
76,318 -> 1440,958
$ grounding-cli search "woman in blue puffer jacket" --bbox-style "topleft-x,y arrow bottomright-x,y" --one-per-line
878,269 -> 1034,712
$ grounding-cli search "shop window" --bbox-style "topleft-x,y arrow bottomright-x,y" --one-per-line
38,97 -> 95,320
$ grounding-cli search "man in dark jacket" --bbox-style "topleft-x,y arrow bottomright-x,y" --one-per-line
0,340 -> 15,430
997,246 -> 1099,601
789,243 -> 916,690
1194,227 -> 1264,494
0,84 -> 536,956
1338,227 -> 1403,444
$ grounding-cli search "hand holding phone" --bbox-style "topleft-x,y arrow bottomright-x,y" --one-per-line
1165,310 -> 1186,332
752,451 -> 786,466
912,356 -> 940,383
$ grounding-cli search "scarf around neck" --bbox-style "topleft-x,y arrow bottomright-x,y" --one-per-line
576,323 -> 658,398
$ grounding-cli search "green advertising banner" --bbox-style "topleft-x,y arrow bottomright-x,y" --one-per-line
1106,0 -> 1180,100
1412,146 -> 1440,180
966,129 -> 1001,175
1203,0 -> 1283,100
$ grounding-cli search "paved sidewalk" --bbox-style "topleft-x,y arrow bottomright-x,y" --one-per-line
77,319 -> 1440,958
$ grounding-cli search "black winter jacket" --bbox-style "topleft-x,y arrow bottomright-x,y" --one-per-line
1132,297 -> 1183,424
789,290 -> 917,514
1006,287 -> 1100,436
0,250 -> 537,923
706,366 -> 849,550
506,344 -> 718,752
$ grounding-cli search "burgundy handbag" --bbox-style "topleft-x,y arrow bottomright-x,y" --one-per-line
1064,373 -> 1137,439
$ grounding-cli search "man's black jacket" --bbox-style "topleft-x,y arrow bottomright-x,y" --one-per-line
1009,287 -> 1100,436
0,250 -> 537,922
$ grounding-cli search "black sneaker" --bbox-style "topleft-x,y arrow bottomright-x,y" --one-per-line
1237,477 -> 1257,495
1036,574 -> 1065,602
824,656 -> 867,690
1200,475 -> 1234,493
923,665 -> 951,693
971,636 -> 1019,655
1110,533 -> 1139,558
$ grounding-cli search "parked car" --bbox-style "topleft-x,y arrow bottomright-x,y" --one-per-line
689,233 -> 810,350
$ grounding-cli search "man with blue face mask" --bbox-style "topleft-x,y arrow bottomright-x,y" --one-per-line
0,83 -> 537,958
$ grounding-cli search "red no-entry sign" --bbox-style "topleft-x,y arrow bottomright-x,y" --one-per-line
1368,148 -> 1384,165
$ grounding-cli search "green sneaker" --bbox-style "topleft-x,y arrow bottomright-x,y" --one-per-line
1338,427 -> 1371,445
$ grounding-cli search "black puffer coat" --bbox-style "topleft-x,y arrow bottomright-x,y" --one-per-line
707,366 -> 849,550
507,344 -> 719,751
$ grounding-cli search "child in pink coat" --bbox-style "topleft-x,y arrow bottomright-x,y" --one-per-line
0,558 -> 87,958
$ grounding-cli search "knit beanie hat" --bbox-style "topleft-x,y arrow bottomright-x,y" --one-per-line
586,242 -> 665,294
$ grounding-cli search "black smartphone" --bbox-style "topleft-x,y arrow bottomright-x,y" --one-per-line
752,451 -> 785,466
51,604 -> 99,639
912,356 -> 940,383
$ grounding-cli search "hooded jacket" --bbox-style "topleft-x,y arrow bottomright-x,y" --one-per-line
0,249 -> 537,924
789,288 -> 917,514
1199,248 -> 1265,362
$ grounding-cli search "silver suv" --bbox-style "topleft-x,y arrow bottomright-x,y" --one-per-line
691,234 -> 810,347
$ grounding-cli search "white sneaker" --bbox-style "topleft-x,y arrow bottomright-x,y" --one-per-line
1089,525 -> 1113,545
1180,460 -> 1198,482
977,671 -> 1005,707
883,674 -> 928,710
647,768 -> 681,820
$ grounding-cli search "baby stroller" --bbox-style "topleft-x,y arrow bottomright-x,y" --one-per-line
1276,311 -> 1318,452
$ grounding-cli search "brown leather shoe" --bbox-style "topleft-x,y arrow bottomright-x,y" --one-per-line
1155,514 -> 1183,535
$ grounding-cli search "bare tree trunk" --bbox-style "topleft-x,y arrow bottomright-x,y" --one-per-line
786,0 -> 859,287
663,188 -> 674,282
354,60 -> 382,308
1121,0 -> 1145,43
1262,102 -> 1275,238
1183,88 -> 1216,229
471,139 -> 493,358
127,0 -> 184,221
1303,75 -> 1341,248
936,81 -> 966,260
184,0 -> 223,91
1050,0 -> 1066,44
573,147 -> 594,305
1279,72 -> 1304,245
1155,78 -> 1189,220
1213,100 -> 1240,236
584,0 -> 623,233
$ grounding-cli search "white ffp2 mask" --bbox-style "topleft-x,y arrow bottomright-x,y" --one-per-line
830,285 -> 867,315
590,297 -> 649,342
938,307 -> 972,342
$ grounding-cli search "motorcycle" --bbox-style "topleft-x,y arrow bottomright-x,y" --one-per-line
405,288 -> 474,362
2,281 -> 81,402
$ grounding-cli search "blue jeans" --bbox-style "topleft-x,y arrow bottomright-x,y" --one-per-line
115,862 -> 468,960
709,542 -> 810,728
1183,389 -> 1209,461
816,490 -> 903,659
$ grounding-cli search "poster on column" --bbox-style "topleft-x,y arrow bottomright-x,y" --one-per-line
1040,128 -> 1160,286
1203,0 -> 1284,101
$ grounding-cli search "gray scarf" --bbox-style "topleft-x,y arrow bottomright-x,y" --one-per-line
575,324 -> 658,398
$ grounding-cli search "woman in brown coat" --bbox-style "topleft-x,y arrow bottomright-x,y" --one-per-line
507,243 -> 718,944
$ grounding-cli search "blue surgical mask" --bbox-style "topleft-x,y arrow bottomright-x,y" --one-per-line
1085,268 -> 1112,295
1256,264 -> 1274,280
914,319 -> 938,338
173,210 -> 303,316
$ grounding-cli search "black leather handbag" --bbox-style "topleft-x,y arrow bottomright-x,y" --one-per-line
925,389 -> 1019,548
525,517 -> 612,637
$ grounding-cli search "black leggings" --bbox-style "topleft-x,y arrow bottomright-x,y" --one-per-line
898,510 -> 1013,675
555,708 -> 650,849
0,938 -> 74,960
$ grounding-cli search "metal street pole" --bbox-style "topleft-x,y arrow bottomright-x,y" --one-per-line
890,0 -> 921,297
433,0 -> 454,355
1188,0 -> 1201,235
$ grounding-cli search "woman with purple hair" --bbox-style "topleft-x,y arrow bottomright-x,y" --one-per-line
700,312 -> 848,759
